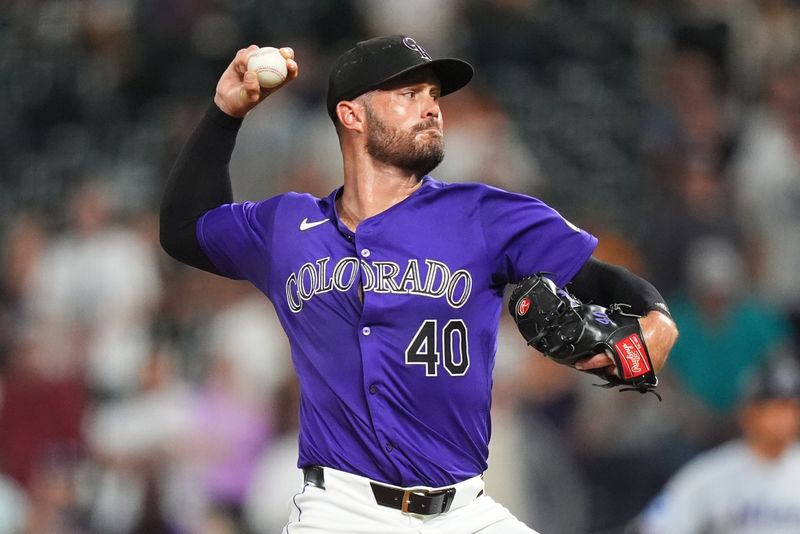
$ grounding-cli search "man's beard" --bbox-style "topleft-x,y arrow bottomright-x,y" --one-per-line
365,106 -> 444,178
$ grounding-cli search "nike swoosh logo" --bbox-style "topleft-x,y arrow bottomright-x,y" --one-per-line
299,217 -> 330,231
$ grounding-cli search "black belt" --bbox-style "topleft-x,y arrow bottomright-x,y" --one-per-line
303,466 -> 457,515
304,465 -> 326,488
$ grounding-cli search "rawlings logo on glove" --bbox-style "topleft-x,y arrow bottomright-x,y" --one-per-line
508,274 -> 659,398
615,334 -> 651,378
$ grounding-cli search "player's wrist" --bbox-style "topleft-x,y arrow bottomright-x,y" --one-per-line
213,94 -> 248,119
639,311 -> 678,373
208,100 -> 246,129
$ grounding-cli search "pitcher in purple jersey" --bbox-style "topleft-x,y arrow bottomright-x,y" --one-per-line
160,36 -> 678,533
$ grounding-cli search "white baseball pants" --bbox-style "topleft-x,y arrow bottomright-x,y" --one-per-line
281,466 -> 539,534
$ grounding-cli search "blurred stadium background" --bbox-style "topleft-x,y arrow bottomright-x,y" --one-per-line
1,1 -> 799,533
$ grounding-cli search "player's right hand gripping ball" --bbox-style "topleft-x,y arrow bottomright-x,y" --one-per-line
508,274 -> 659,397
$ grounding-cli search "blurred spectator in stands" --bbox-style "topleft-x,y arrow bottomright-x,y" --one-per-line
634,353 -> 800,534
0,213 -> 47,370
0,474 -> 27,534
731,56 -> 800,334
663,236 -> 793,446
228,89 -> 307,201
642,48 -> 735,189
23,181 -> 161,398
205,283 -> 292,405
435,84 -> 545,193
460,0 -> 548,84
187,349 -> 271,530
643,155 -> 744,299
244,375 -> 302,534
0,214 -> 46,306
729,0 -> 800,99
83,346 -> 202,533
572,378 -> 691,534
75,0 -> 141,121
640,44 -> 742,297
634,0 -> 732,89
0,335 -> 86,492
356,0 -> 464,55
21,449 -> 86,534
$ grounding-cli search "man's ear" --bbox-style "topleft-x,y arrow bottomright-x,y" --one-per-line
336,100 -> 366,133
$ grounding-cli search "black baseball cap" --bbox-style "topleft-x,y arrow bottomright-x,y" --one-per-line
740,354 -> 800,405
326,35 -> 474,122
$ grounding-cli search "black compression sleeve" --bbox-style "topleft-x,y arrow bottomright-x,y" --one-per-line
567,257 -> 671,317
159,103 -> 243,274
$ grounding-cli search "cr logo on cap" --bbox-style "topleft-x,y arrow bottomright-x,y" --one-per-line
402,37 -> 431,61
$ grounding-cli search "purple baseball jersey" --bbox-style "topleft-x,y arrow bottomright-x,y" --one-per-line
197,176 -> 597,487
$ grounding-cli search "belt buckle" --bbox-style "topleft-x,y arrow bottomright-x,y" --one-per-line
401,487 -> 455,514
401,489 -> 415,513
401,488 -> 436,513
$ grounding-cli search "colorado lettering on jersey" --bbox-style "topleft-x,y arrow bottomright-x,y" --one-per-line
285,257 -> 473,313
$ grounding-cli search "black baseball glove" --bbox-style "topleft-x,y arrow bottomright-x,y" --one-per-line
508,274 -> 659,397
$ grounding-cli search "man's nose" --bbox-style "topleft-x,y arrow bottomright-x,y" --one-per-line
422,96 -> 440,119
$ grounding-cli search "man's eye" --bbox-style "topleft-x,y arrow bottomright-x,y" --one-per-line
402,91 -> 415,98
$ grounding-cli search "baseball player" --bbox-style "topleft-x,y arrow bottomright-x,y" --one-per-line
160,36 -> 678,533
634,356 -> 800,534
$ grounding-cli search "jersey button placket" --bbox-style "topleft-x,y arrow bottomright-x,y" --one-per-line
355,234 -> 394,460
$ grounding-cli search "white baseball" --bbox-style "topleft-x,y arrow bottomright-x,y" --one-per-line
247,47 -> 288,89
